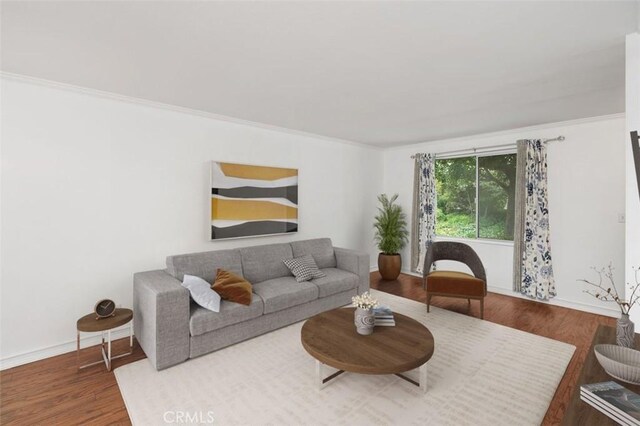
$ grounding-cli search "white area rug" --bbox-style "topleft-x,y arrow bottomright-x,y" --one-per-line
115,290 -> 575,425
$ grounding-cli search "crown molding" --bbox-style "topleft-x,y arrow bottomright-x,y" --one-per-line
1,72 -> 623,152
0,72 -> 382,151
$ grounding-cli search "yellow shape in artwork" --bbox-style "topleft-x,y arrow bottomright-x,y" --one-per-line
212,198 -> 298,221
219,163 -> 297,181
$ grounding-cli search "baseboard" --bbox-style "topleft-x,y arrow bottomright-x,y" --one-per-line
0,325 -> 133,371
487,286 -> 619,318
370,267 -> 620,319
397,268 -> 421,278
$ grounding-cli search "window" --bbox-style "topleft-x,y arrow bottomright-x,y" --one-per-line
435,153 -> 516,241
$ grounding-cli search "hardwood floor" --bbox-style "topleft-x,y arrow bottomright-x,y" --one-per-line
1,337 -> 146,425
371,272 -> 616,425
1,272 -> 614,425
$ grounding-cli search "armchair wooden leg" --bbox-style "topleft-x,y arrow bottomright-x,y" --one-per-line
427,294 -> 431,313
480,298 -> 484,320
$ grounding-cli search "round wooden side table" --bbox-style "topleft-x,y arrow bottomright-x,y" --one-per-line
76,308 -> 133,371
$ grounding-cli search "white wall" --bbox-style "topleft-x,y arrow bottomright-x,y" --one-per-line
627,33 -> 640,325
0,75 -> 629,369
0,77 -> 383,368
382,115 -> 626,315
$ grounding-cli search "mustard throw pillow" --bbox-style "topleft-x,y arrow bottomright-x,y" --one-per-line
212,269 -> 252,306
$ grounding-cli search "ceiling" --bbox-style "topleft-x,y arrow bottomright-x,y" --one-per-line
1,1 -> 637,147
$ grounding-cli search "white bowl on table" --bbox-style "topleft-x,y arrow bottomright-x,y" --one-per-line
594,344 -> 640,385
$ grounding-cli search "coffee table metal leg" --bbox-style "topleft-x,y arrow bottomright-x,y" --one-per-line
315,360 -> 427,393
316,360 -> 323,390
316,361 -> 344,390
419,363 -> 427,393
395,364 -> 428,393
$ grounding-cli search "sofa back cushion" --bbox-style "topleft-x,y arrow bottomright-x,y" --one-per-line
290,238 -> 336,269
166,249 -> 243,283
240,243 -> 293,283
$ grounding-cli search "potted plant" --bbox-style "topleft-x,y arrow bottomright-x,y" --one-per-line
373,193 -> 409,281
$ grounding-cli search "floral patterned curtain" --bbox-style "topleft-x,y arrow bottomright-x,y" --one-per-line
411,153 -> 436,274
515,140 -> 556,300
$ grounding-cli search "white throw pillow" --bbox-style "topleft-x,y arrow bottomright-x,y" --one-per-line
182,274 -> 221,313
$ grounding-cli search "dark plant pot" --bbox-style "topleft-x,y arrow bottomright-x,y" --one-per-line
378,253 -> 401,281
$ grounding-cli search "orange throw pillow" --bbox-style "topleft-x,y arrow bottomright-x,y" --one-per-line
212,269 -> 252,306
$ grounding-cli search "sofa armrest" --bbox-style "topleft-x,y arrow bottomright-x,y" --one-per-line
334,247 -> 370,294
133,270 -> 190,370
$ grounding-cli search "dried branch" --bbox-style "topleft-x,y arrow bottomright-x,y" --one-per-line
580,264 -> 640,316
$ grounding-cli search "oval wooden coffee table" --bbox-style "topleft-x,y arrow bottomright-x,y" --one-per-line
301,307 -> 434,392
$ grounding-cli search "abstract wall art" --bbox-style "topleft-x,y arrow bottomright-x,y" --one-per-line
210,161 -> 298,240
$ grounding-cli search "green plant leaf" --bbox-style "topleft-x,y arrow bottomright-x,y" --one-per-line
373,193 -> 409,255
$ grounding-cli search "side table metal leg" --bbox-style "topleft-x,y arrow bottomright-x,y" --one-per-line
107,329 -> 112,371
78,318 -> 133,371
76,331 -> 80,370
100,331 -> 108,370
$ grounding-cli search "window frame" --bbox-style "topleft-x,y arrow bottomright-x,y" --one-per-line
435,148 -> 516,244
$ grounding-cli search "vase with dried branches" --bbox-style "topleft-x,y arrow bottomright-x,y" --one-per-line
581,265 -> 640,348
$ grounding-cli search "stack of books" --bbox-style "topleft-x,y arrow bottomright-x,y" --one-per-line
580,381 -> 640,425
373,306 -> 395,327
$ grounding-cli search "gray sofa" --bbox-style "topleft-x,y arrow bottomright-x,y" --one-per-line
133,238 -> 370,370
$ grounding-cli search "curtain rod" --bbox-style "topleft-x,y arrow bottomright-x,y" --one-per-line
410,135 -> 565,159
517,136 -> 565,143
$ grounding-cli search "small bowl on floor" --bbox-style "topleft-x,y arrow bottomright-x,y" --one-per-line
594,344 -> 640,385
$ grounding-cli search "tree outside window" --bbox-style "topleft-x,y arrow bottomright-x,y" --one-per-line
435,153 -> 516,241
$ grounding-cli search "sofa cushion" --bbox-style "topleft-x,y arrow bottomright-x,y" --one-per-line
189,294 -> 264,336
252,277 -> 318,314
312,268 -> 359,298
426,271 -> 486,297
240,243 -> 294,284
167,249 -> 242,282
291,238 -> 336,269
